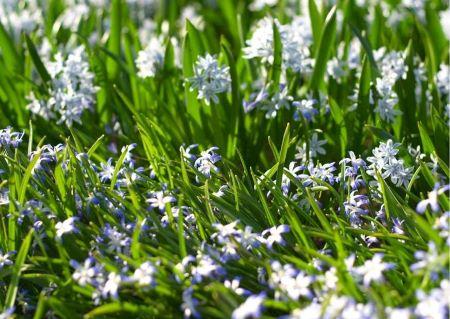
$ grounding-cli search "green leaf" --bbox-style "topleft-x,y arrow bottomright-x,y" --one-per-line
182,33 -> 202,132
418,122 -> 435,154
365,125 -> 395,141
19,151 -> 41,205
84,302 -> 155,318
425,4 -> 447,67
33,292 -> 48,319
107,0 -> 122,80
329,98 -> 347,156
5,229 -> 34,309
415,22 -> 437,78
0,21 -> 22,74
221,40 -> 240,158
270,22 -> 282,89
276,123 -> 290,188
349,23 -> 379,79
305,188 -> 332,234
25,35 -> 51,84
310,6 -> 336,91
87,135 -> 105,157
110,145 -> 130,189
308,0 -> 322,55
47,298 -> 81,319
163,39 -> 175,73
217,1 -> 240,49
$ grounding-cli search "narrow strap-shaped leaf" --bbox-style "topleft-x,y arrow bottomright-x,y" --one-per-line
418,122 -> 435,154
310,6 -> 336,91
0,22 -> 22,74
349,22 -> 379,80
19,151 -> 41,205
110,145 -> 130,189
276,123 -> 290,187
221,40 -> 240,158
5,229 -> 34,309
107,0 -> 122,80
308,0 -> 322,55
25,35 -> 51,84
306,188 -> 333,234
270,22 -> 282,89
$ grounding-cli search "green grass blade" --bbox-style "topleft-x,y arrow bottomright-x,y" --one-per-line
5,229 -> 34,309
309,6 -> 336,91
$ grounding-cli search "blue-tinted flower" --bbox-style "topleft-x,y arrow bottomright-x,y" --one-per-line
416,184 -> 450,214
182,144 -> 199,162
55,217 -> 79,238
434,212 -> 450,244
327,57 -> 347,82
262,225 -> 290,249
243,16 -> 313,73
415,279 -> 449,319
30,144 -> 64,175
191,253 -> 225,283
224,278 -> 249,296
0,127 -> 24,148
243,88 -> 269,113
0,307 -> 15,319
308,133 -> 327,158
262,84 -> 293,118
339,300 -> 377,319
343,192 -> 369,226
98,158 -> 115,183
381,158 -> 413,187
386,307 -> 412,319
100,224 -> 131,254
135,36 -> 165,78
367,140 -> 413,187
436,64 -> 449,96
213,184 -> 229,197
288,302 -> 322,319
27,46 -> 98,126
367,139 -> 401,170
182,287 -> 200,319
269,261 -> 313,300
281,161 -> 303,195
232,293 -> 265,319
243,17 -> 277,63
0,189 -> 9,206
293,99 -> 318,122
391,217 -> 405,235
355,253 -> 394,287
189,54 -> 230,105
194,147 -> 221,178
101,272 -> 122,299
299,162 -> 336,186
147,191 -> 176,211
212,220 -> 240,244
0,250 -> 14,269
282,271 -> 313,300
410,241 -> 445,280
340,151 -> 366,170
70,257 -> 104,287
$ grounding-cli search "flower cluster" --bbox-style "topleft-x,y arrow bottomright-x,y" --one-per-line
367,139 -> 413,187
135,36 -> 166,78
188,54 -> 231,105
372,48 -> 408,122
183,144 -> 222,179
244,17 -> 313,73
0,127 -> 24,149
27,46 -> 98,126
